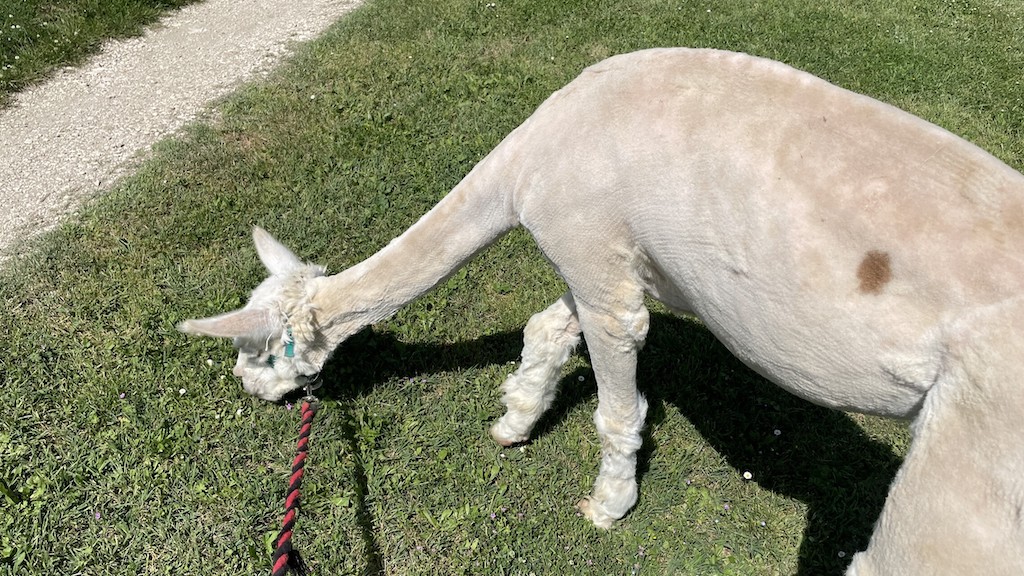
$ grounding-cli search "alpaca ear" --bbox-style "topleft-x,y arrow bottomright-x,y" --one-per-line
177,308 -> 279,340
253,226 -> 304,276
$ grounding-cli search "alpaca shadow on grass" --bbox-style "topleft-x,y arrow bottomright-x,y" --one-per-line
307,314 -> 905,576
305,327 -> 527,576
635,313 -> 905,575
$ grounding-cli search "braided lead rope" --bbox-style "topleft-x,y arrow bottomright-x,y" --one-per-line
272,393 -> 318,576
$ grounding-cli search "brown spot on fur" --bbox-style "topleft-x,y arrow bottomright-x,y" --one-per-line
857,250 -> 892,294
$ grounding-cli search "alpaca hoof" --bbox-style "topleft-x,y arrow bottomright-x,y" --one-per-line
576,497 -> 614,529
489,421 -> 529,447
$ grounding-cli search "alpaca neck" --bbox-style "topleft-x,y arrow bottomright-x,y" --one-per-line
309,154 -> 519,352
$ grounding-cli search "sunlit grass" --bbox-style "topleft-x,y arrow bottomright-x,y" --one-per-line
2,0 -> 1021,573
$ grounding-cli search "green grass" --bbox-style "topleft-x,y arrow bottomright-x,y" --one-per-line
2,0 -> 1022,573
0,0 -> 203,106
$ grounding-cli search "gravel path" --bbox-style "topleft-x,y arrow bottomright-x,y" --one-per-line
0,0 -> 360,264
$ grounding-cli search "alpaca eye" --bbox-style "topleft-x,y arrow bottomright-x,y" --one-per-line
266,355 -> 277,368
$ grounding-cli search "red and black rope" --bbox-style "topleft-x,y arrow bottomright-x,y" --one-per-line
272,399 -> 317,576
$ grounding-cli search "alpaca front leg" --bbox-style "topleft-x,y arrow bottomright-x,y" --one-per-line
575,301 -> 650,528
490,292 -> 581,446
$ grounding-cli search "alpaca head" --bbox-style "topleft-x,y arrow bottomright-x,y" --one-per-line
178,227 -> 326,401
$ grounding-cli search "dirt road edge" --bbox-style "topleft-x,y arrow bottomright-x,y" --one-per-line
0,0 -> 360,264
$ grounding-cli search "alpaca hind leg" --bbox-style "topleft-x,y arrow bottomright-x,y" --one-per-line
490,292 -> 581,446
575,297 -> 649,528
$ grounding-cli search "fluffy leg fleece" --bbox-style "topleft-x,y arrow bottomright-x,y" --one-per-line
490,292 -> 581,446
574,298 -> 650,528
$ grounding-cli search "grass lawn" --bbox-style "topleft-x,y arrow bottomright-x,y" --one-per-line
0,0 -> 203,106
2,0 -> 1022,574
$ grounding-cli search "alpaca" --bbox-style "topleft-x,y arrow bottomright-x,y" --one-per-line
180,48 -> 1024,573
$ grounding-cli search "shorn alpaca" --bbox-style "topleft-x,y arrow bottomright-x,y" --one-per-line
180,49 -> 1024,574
